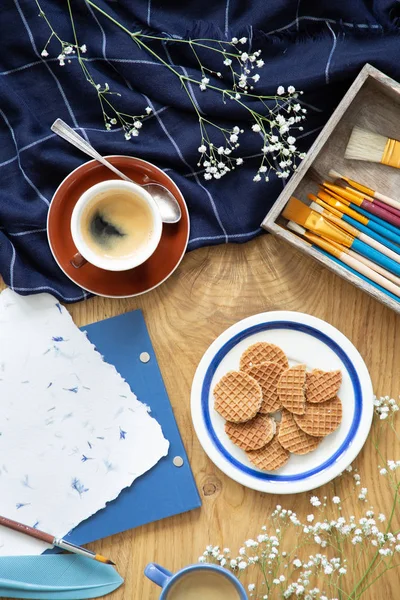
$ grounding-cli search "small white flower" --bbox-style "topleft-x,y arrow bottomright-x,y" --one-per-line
238,561 -> 247,570
57,54 -> 65,66
277,85 -> 285,95
145,106 -> 152,114
256,59 -> 264,67
287,136 -> 296,144
279,575 -> 285,582
41,48 -> 49,57
204,173 -> 212,180
293,558 -> 302,568
248,584 -> 255,592
310,496 -> 321,507
252,124 -> 261,132
223,58 -> 232,66
64,45 -> 73,55
234,93 -> 241,100
80,44 -> 87,53
231,37 -> 239,44
239,37 -> 247,44
230,133 -> 238,143
236,158 -> 243,165
378,513 -> 386,522
198,556 -> 206,563
201,77 -> 210,84
253,174 -> 261,182
332,496 -> 341,504
134,121 -> 142,129
252,74 -> 260,82
288,85 -> 296,93
240,52 -> 249,62
259,165 -> 267,173
199,84 -> 206,91
198,145 -> 207,153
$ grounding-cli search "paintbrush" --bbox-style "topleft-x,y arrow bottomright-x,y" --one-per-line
329,169 -> 400,211
282,197 -> 400,276
345,126 -> 400,170
287,221 -> 400,298
0,515 -> 115,565
316,190 -> 400,246
309,201 -> 400,265
322,182 -> 400,227
324,180 -> 400,220
311,194 -> 400,255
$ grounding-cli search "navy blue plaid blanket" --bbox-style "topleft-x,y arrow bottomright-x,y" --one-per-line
1,0 -> 400,302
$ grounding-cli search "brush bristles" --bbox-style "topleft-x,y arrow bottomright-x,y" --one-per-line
344,126 -> 387,163
287,221 -> 306,236
328,169 -> 343,181
282,197 -> 311,227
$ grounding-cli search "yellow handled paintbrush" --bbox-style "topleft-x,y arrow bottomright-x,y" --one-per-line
286,221 -> 400,298
329,169 -> 400,211
345,126 -> 400,170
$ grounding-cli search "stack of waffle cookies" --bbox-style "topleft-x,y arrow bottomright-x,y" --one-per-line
213,342 -> 343,471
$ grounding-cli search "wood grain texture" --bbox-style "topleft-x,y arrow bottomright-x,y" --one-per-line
263,64 -> 400,314
1,234 -> 399,599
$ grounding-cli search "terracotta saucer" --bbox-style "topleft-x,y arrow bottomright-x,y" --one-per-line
47,156 -> 190,298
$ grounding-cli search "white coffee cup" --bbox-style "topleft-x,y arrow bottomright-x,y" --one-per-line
70,180 -> 162,271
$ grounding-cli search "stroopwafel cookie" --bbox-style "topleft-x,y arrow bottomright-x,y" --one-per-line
225,414 -> 276,451
247,361 -> 284,413
213,370 -> 262,423
278,409 -> 322,454
246,425 -> 290,471
277,364 -> 307,415
294,396 -> 342,437
306,369 -> 342,404
239,342 -> 289,372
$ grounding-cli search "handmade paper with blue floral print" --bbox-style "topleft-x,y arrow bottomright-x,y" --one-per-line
0,290 -> 169,555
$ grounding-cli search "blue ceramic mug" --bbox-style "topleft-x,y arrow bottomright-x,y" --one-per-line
144,562 -> 248,598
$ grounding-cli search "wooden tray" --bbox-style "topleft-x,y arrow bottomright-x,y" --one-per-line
262,63 -> 400,314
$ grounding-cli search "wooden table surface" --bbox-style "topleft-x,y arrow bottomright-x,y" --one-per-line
6,234 -> 400,598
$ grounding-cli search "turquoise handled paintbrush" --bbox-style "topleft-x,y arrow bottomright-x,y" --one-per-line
0,555 -> 123,599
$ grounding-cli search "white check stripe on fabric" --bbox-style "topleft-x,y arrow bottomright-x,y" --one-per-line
13,0 -> 90,144
325,22 -> 337,85
0,108 -> 169,169
225,0 -> 230,38
9,242 -> 16,289
0,108 -> 49,206
265,15 -> 382,35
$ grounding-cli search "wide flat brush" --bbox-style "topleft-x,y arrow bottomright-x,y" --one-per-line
323,182 -> 400,227
282,197 -> 400,276
309,201 -> 400,265
287,222 -> 400,298
317,190 -> 400,246
329,168 -> 400,211
345,126 -> 400,170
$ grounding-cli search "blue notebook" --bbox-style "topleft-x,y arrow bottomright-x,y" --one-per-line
59,309 -> 201,546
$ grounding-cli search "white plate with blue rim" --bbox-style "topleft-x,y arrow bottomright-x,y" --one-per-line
191,311 -> 374,494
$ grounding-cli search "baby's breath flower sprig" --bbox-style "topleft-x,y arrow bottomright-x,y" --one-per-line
36,0 -> 152,140
199,397 -> 400,599
35,0 -> 307,183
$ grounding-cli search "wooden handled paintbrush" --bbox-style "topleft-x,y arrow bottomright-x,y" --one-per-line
282,197 -> 400,277
329,169 -> 400,211
322,182 -> 400,227
287,221 -> 400,298
345,126 -> 400,170
0,515 -> 115,565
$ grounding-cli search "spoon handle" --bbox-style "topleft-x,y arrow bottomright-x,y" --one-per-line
51,119 -> 133,183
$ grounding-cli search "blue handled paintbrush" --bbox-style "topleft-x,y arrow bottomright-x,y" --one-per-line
283,197 -> 400,277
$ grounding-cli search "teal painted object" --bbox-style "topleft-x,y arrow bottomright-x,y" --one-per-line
0,555 -> 123,599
